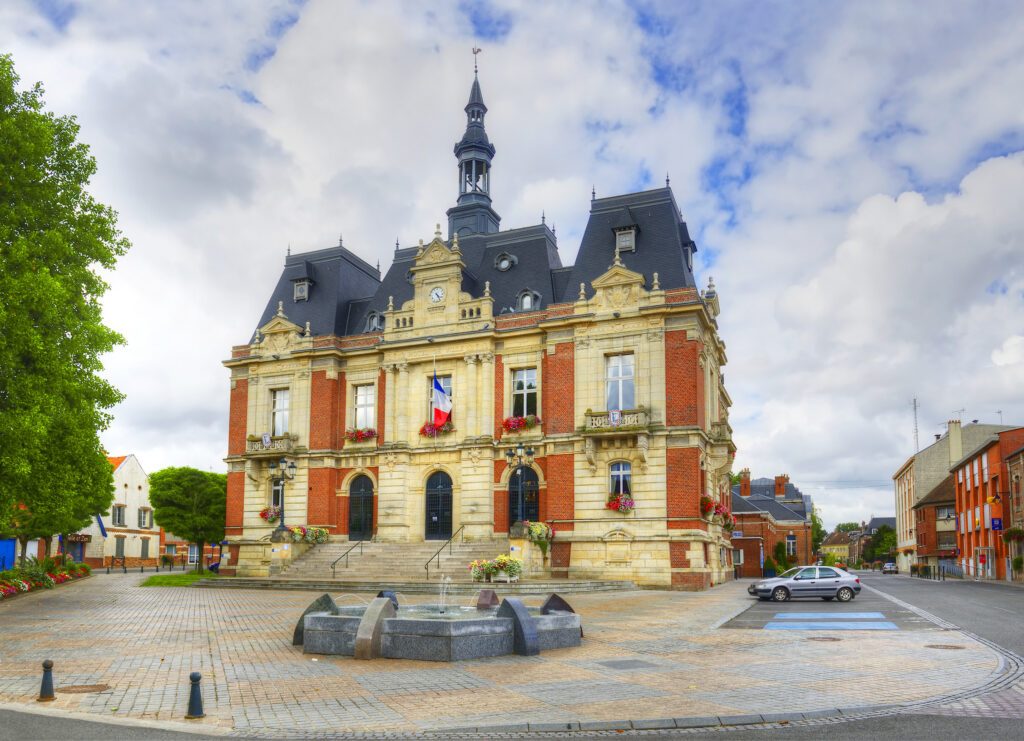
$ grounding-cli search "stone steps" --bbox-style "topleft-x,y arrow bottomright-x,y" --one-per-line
194,577 -> 636,595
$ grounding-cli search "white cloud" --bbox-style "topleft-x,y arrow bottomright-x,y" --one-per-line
3,0 -> 1024,529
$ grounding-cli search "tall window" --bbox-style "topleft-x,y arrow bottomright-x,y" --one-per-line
786,534 -> 797,556
112,505 -> 126,527
610,461 -> 632,495
137,509 -> 152,529
271,479 -> 284,509
188,544 -> 199,565
982,455 -> 989,482
272,388 -> 290,436
428,375 -> 452,420
512,368 -> 537,417
973,459 -> 979,487
605,354 -> 635,411
355,384 -> 375,428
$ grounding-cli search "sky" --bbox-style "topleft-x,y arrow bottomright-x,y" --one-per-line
3,0 -> 1023,529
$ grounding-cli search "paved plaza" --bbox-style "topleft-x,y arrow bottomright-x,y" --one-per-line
0,574 -> 1008,736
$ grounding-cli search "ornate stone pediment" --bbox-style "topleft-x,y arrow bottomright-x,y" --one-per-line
588,263 -> 646,313
254,303 -> 306,355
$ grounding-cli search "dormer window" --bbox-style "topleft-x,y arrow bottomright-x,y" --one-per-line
517,290 -> 540,311
293,279 -> 310,302
615,228 -> 636,253
365,312 -> 384,332
494,252 -> 518,272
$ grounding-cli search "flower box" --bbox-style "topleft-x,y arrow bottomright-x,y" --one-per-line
606,495 -> 635,514
502,415 -> 542,433
419,420 -> 455,438
259,505 -> 281,524
344,427 -> 377,443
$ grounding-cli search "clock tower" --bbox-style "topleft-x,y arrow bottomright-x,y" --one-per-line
446,67 -> 501,239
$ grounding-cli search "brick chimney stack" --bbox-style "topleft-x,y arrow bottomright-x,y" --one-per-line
739,468 -> 751,497
774,474 -> 790,498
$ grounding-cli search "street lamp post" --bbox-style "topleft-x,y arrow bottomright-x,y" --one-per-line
505,443 -> 535,526
268,457 -> 297,543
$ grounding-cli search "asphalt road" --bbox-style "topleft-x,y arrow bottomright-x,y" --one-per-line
0,708 -> 220,740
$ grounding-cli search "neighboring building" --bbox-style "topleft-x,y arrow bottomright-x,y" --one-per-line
912,475 -> 956,572
848,516 -> 897,565
221,71 -> 737,589
162,533 -> 222,570
820,530 -> 852,563
73,455 -> 161,567
893,420 -> 1013,573
1006,444 -> 1024,580
953,427 -> 1024,580
731,470 -> 814,577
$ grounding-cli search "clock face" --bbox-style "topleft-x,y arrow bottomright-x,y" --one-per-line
430,286 -> 445,303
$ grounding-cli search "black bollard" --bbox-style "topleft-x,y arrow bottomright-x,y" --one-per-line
37,660 -> 55,702
184,671 -> 205,719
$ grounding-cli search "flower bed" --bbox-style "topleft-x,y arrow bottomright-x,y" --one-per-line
0,558 -> 91,602
502,415 -> 542,433
344,427 -> 377,442
469,554 -> 524,581
419,420 -> 456,438
288,525 -> 330,544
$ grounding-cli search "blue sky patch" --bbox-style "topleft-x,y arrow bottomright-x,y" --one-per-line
460,0 -> 513,41
245,2 -> 305,73
987,280 -> 1009,296
32,0 -> 76,32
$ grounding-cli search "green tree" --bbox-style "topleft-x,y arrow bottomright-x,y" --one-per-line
773,541 -> 789,570
149,468 -> 227,573
810,507 -> 826,552
0,55 -> 126,560
863,525 -> 897,563
836,522 -> 861,533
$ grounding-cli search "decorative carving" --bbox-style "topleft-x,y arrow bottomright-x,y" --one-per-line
578,282 -> 586,301
383,452 -> 398,470
637,433 -> 649,472
652,272 -> 660,290
484,281 -> 491,297
387,295 -> 394,311
304,321 -> 311,337
584,438 -> 596,471
276,301 -> 285,317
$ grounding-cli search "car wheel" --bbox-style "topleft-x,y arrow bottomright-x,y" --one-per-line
771,587 -> 789,602
836,587 -> 854,602
821,597 -> 834,601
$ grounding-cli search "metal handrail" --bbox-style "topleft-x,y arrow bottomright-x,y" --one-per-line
424,525 -> 465,576
331,540 -> 366,578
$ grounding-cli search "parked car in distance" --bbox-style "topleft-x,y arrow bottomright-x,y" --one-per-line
882,562 -> 898,574
747,566 -> 862,602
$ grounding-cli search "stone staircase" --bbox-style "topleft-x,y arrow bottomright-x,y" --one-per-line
279,538 -> 513,582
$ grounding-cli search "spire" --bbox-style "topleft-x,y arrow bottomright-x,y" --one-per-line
447,57 -> 500,239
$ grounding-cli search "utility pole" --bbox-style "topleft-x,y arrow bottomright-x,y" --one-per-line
997,410 -> 1004,424
912,397 -> 920,452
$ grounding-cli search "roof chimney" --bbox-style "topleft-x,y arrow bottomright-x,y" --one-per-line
740,468 -> 751,497
774,474 -> 789,499
947,419 -> 963,466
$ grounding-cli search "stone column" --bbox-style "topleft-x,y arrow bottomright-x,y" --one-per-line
479,353 -> 494,440
382,364 -> 396,444
464,354 -> 479,439
396,362 -> 409,446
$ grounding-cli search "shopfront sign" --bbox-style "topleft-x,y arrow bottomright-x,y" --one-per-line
66,533 -> 92,543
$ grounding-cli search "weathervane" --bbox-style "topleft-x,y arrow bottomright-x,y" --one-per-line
472,47 -> 482,73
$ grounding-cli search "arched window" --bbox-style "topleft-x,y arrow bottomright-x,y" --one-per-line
610,461 -> 632,496
517,290 -> 540,311
365,312 -> 384,332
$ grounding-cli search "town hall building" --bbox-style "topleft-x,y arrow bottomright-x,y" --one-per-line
222,71 -> 737,589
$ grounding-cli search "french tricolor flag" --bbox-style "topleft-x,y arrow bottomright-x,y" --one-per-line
432,371 -> 452,426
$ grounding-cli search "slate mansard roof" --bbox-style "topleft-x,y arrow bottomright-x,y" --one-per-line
730,476 -> 812,524
251,186 -> 699,340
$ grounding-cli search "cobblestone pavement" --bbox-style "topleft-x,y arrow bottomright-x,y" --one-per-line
0,574 -> 1003,736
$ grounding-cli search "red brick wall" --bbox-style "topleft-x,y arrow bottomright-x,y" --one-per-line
664,331 -> 703,427
310,370 -> 344,450
542,343 -> 575,434
494,354 -> 504,440
225,471 -> 245,532
228,379 -> 248,455
666,447 -> 701,529
493,459 -> 508,533
550,541 -> 571,578
545,453 -> 575,530
669,541 -> 691,568
307,467 -> 339,527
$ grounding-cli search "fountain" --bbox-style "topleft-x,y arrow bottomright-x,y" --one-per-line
296,582 -> 582,661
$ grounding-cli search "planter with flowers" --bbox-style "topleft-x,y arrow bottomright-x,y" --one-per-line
288,525 -> 330,544
502,415 -> 542,434
259,505 -> 281,524
606,494 -> 635,514
469,555 -> 524,582
1003,527 -> 1024,544
523,520 -> 554,558
344,427 -> 377,444
419,420 -> 456,438
700,495 -> 714,518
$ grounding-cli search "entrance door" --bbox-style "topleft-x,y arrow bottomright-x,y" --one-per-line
348,475 -> 374,541
425,471 -> 453,540
508,466 -> 539,527
141,538 -> 150,560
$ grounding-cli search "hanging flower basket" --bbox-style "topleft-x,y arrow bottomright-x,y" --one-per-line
344,427 -> 377,442
1002,528 -> 1024,544
606,495 -> 635,514
699,495 -> 714,517
259,506 -> 281,524
419,420 -> 455,438
502,415 -> 542,433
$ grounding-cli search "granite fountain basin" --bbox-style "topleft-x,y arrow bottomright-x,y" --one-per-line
300,595 -> 582,661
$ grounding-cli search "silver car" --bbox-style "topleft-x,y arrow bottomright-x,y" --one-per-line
747,566 -> 862,602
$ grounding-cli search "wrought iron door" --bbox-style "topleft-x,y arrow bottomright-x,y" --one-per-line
509,466 -> 540,527
348,475 -> 374,541
425,471 -> 453,540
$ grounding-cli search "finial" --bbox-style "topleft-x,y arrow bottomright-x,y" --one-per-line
578,282 -> 586,300
395,236 -> 400,251
387,295 -> 394,311
434,223 -> 442,240
452,232 -> 460,252
472,47 -> 481,75
707,275 -> 716,293
591,185 -> 596,200
484,280 -> 491,297
613,243 -> 623,267
541,210 -> 546,225
552,222 -> 556,236
253,329 -> 261,344
418,238 -> 424,249
286,243 -> 291,256
338,233 -> 343,247
652,272 -> 660,290
304,321 -> 311,337
666,172 -> 670,187
376,259 -> 380,272
276,301 -> 285,317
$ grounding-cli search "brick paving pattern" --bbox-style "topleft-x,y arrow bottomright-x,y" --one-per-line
0,573 -> 1006,735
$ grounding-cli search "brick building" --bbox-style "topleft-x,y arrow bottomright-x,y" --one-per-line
730,470 -> 813,577
954,426 -> 1024,580
1006,444 -> 1024,580
912,474 -> 956,572
221,71 -> 736,589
